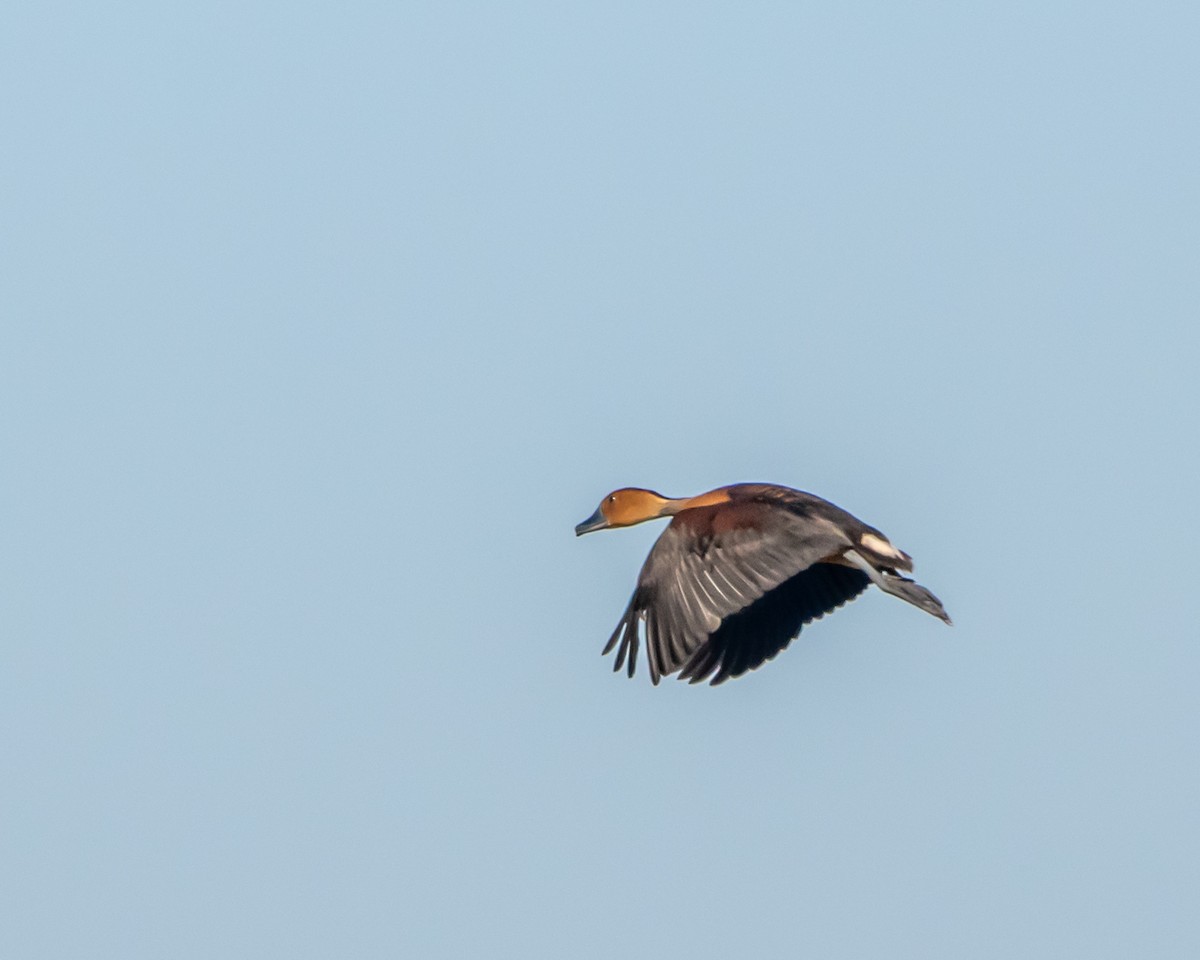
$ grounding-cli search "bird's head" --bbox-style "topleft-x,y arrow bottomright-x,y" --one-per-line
574,488 -> 675,536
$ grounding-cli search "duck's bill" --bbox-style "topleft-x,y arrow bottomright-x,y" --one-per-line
574,507 -> 608,536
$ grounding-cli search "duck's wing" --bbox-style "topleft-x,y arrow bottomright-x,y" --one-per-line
602,499 -> 865,684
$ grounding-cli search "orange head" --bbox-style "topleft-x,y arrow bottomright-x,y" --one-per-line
575,488 -> 676,536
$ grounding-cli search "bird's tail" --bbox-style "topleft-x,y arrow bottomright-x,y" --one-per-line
842,549 -> 952,625
877,573 -> 952,625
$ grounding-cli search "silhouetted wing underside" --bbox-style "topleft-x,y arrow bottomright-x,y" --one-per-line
603,562 -> 869,685
678,562 -> 870,685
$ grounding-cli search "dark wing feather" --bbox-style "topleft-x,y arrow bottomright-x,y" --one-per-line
682,563 -> 870,685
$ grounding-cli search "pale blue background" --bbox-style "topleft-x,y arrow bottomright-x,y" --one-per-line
2,2 -> 1197,958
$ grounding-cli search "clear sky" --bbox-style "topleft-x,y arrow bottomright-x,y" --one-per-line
3,2 -> 1197,958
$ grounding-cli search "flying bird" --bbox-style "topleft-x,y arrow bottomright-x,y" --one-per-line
575,483 -> 950,685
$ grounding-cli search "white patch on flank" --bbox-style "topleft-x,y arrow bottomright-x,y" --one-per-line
861,532 -> 903,559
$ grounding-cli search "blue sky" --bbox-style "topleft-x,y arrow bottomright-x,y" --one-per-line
2,2 -> 1197,957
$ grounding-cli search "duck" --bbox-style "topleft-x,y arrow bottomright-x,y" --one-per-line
575,483 -> 950,685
